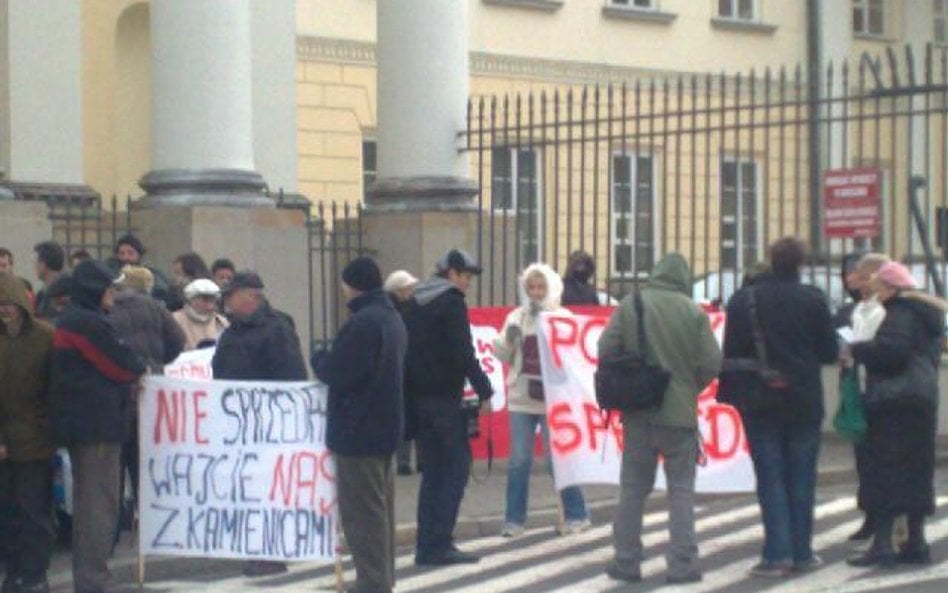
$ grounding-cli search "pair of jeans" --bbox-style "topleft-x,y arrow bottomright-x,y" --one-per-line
505,411 -> 587,525
413,397 -> 471,557
613,415 -> 698,578
742,412 -> 821,564
0,459 -> 54,584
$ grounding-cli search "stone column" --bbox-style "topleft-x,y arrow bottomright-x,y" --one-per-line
139,0 -> 270,207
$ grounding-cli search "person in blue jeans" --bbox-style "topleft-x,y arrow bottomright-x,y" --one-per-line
494,263 -> 590,537
720,238 -> 839,578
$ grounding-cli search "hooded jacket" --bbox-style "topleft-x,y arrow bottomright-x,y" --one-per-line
212,300 -> 307,382
313,289 -> 408,456
50,260 -> 146,446
494,263 -> 566,415
402,276 -> 492,402
0,274 -> 55,461
598,253 -> 722,428
111,287 -> 185,372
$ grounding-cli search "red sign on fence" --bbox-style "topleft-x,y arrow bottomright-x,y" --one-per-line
823,167 -> 881,239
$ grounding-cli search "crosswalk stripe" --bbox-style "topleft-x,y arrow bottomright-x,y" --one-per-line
537,497 -> 856,593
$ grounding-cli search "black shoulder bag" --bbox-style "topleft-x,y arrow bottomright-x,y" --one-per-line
595,292 -> 671,412
717,287 -> 790,410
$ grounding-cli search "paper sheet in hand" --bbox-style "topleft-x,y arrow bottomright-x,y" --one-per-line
837,326 -> 855,344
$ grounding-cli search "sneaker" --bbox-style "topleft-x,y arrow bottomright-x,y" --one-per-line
606,563 -> 642,583
793,555 -> 824,573
846,549 -> 897,569
897,543 -> 932,565
667,571 -> 703,584
749,560 -> 793,578
501,523 -> 525,538
557,518 -> 592,535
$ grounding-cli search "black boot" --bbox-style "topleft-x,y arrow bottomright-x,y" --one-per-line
848,514 -> 897,568
848,513 -> 874,542
897,513 -> 931,565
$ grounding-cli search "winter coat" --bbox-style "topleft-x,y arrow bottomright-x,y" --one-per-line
212,301 -> 307,382
494,263 -> 567,416
721,271 -> 839,424
598,253 -> 722,428
0,274 -> 55,461
50,262 -> 146,446
561,279 -> 599,306
110,288 -> 185,372
402,277 -> 492,402
312,289 -> 408,456
173,306 -> 229,351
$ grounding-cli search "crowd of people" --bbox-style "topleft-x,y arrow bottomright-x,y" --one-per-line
0,234 -> 944,593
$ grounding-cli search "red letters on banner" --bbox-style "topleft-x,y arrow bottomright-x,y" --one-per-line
154,389 -> 210,445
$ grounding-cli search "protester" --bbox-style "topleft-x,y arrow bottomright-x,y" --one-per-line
50,260 -> 145,593
598,253 -> 721,584
169,253 -> 210,312
384,270 -> 420,475
33,242 -> 66,321
0,248 -> 33,296
312,257 -> 407,593
846,261 -> 945,568
561,250 -> 600,306
402,249 -> 493,566
113,234 -> 172,307
43,274 -> 72,320
494,263 -> 591,538
0,273 -> 56,593
211,271 -> 307,577
836,252 -> 890,545
69,250 -> 91,269
720,238 -> 838,577
109,265 -> 185,515
210,258 -> 236,289
172,279 -> 229,350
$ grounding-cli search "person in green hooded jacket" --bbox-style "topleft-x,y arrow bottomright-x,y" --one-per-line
598,252 -> 721,585
0,272 -> 56,593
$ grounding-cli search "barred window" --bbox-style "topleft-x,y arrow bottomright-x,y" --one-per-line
853,0 -> 885,36
611,154 -> 655,275
491,148 -> 543,268
720,159 -> 759,271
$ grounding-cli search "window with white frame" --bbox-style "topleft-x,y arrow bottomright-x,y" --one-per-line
720,158 -> 760,270
491,148 -> 543,267
362,139 -> 377,201
611,154 -> 656,275
717,0 -> 756,21
610,0 -> 656,9
853,0 -> 885,36
936,0 -> 947,44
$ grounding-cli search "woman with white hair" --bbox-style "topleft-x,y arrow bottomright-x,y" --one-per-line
172,278 -> 229,350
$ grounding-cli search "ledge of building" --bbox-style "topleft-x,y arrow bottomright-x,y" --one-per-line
710,17 -> 778,35
138,169 -> 274,209
853,32 -> 898,43
366,176 -> 479,213
2,181 -> 100,205
482,0 -> 564,12
602,6 -> 677,24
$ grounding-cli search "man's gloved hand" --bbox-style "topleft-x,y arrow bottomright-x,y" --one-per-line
472,373 -> 493,404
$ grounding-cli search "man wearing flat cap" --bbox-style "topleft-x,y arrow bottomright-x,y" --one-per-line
211,271 -> 307,577
312,256 -> 407,593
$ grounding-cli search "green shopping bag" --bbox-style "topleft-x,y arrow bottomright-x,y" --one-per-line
833,367 -> 866,442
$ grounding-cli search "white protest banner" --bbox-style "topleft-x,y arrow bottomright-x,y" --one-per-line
164,348 -> 215,380
537,311 -> 754,493
139,376 -> 337,562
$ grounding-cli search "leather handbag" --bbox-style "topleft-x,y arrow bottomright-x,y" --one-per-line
595,292 -> 671,412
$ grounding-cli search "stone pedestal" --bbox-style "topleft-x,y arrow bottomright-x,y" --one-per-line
0,199 -> 53,284
131,206 -> 312,352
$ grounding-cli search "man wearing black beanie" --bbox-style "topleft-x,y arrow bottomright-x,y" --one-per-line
312,256 -> 407,593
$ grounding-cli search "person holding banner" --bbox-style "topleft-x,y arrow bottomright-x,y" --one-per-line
403,249 -> 493,567
494,263 -> 590,538
599,253 -> 721,585
312,257 -> 407,593
50,260 -> 146,593
211,271 -> 308,578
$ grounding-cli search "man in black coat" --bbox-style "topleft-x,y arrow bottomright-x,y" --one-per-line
402,249 -> 492,567
721,238 -> 838,577
211,271 -> 308,577
312,257 -> 407,593
50,260 -> 146,593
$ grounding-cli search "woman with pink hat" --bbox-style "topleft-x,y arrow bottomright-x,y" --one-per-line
847,261 -> 947,568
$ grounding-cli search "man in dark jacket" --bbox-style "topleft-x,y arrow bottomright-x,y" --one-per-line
720,238 -> 838,578
561,250 -> 600,306
402,249 -> 492,566
33,241 -> 65,321
113,234 -> 172,308
212,271 -> 307,577
312,257 -> 407,593
0,274 -> 56,593
50,260 -> 145,593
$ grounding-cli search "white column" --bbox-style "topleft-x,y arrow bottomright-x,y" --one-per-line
142,0 -> 268,206
373,0 -> 475,207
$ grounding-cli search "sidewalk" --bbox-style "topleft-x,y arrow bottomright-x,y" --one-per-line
46,434 -> 948,589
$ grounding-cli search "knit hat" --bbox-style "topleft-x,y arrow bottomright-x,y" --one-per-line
121,265 -> 154,294
876,261 -> 917,290
184,278 -> 221,300
342,257 -> 382,292
383,270 -> 419,293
